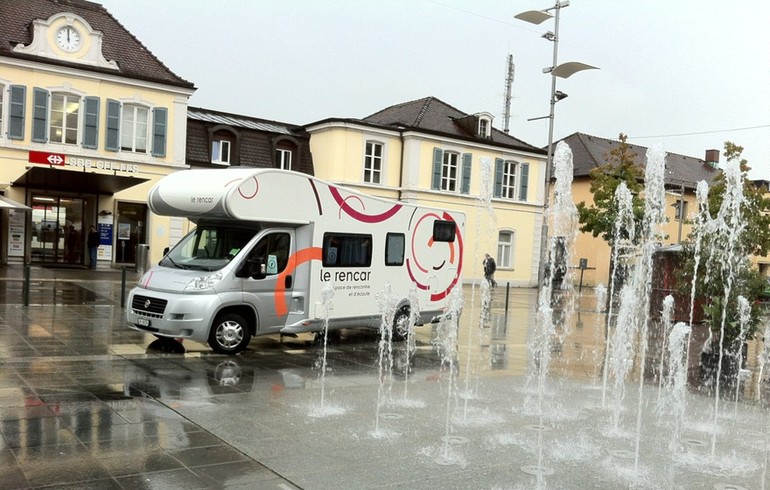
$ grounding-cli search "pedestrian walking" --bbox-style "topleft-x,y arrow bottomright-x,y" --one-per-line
483,253 -> 497,288
87,225 -> 99,269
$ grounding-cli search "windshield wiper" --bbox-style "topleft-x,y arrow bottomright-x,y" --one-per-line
163,256 -> 189,270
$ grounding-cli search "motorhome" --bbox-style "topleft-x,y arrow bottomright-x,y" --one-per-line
126,168 -> 465,354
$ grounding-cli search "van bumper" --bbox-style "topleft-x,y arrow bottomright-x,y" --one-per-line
126,287 -> 223,343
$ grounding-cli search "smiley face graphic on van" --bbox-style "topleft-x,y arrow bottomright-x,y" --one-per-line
406,211 -> 463,301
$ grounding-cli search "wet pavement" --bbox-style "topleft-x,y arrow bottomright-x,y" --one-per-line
2,266 -> 770,489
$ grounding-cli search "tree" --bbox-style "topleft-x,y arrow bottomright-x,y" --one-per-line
679,142 -> 770,392
576,133 -> 646,248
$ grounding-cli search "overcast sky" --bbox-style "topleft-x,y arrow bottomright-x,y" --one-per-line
99,0 -> 770,179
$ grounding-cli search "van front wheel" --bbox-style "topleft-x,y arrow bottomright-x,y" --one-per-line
392,307 -> 410,342
209,313 -> 251,355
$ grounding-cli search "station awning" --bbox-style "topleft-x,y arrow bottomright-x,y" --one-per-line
0,195 -> 31,210
12,167 -> 149,195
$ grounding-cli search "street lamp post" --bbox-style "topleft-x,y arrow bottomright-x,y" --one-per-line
515,1 -> 598,288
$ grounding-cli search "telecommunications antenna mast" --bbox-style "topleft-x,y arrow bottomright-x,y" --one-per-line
503,54 -> 515,134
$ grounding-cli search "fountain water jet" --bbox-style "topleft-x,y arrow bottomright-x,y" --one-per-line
433,286 -> 465,466
660,321 -> 692,454
307,282 -> 350,418
656,294 -> 675,404
601,182 -> 636,407
460,156 -> 496,415
524,141 -> 579,486
371,284 -> 399,439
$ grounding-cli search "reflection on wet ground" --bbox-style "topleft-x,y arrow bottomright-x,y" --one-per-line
1,268 -> 770,488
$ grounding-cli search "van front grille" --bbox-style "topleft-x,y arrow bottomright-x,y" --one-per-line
132,295 -> 167,316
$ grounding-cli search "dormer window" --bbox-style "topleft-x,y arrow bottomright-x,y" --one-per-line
477,113 -> 493,138
479,119 -> 489,137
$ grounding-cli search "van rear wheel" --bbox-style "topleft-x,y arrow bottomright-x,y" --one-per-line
392,307 -> 410,341
209,313 -> 251,355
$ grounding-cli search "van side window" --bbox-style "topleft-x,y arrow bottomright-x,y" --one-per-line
433,220 -> 456,242
250,232 -> 290,274
385,233 -> 405,266
323,233 -> 372,267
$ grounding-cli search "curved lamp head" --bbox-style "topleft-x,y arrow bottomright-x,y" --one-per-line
551,61 -> 599,79
514,10 -> 553,25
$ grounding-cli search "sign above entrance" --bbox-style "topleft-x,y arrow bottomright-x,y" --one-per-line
29,150 -> 65,166
27,151 -> 139,174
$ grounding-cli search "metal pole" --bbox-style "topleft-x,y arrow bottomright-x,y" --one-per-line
536,2 -> 562,289
23,264 -> 30,307
677,181 -> 684,243
121,267 -> 126,308
504,282 -> 511,325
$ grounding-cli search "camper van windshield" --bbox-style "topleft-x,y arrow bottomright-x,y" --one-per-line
161,226 -> 257,271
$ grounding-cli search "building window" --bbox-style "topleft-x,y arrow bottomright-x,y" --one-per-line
120,104 -> 149,152
276,148 -> 292,170
0,85 -> 4,135
479,119 -> 488,136
674,199 -> 687,220
432,148 -> 471,194
497,230 -> 514,268
500,160 -> 517,199
494,158 -> 528,201
212,140 -> 230,165
50,93 -> 80,145
364,141 -> 383,184
441,152 -> 459,192
478,118 -> 489,137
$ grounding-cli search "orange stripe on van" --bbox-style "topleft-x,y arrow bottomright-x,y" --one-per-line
274,247 -> 323,316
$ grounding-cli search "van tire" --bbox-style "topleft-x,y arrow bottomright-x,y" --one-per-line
392,307 -> 410,342
209,313 -> 251,355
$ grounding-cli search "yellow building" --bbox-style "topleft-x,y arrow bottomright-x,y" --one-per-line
0,0 -> 194,268
561,133 -> 721,288
306,97 -> 548,286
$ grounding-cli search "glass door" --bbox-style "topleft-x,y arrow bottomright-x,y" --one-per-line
30,195 -> 85,265
115,201 -> 148,265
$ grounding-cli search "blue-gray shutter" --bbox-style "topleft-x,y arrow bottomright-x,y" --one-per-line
8,85 -> 26,140
519,163 -> 529,201
82,96 -> 100,149
461,153 -> 472,194
105,99 -> 120,151
151,107 -> 167,157
493,158 -> 503,198
32,88 -> 49,143
431,147 -> 443,190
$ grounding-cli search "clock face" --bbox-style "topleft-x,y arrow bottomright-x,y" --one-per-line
56,26 -> 81,52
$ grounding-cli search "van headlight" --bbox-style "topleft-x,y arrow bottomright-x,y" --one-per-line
184,272 -> 223,291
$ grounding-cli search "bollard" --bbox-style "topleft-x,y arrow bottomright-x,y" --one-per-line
503,282 -> 510,325
121,267 -> 126,308
23,264 -> 30,307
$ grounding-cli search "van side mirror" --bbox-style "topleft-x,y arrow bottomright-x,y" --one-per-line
251,260 -> 267,280
236,256 -> 266,279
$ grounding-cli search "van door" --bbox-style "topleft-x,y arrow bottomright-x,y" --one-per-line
241,229 -> 294,332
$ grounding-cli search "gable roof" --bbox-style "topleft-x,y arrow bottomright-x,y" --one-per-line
359,96 -> 545,155
561,132 -> 720,190
0,0 -> 194,89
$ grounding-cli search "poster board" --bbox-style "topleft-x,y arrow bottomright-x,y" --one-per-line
7,210 -> 25,257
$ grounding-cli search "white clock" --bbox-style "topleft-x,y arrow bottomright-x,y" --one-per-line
56,26 -> 81,52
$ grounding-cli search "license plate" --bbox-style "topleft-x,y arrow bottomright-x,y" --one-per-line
136,318 -> 151,327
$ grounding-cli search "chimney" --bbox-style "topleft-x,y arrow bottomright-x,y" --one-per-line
705,149 -> 720,168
